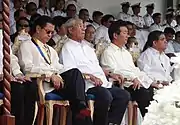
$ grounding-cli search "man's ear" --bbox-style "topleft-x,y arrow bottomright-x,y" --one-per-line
36,25 -> 41,33
153,40 -> 157,46
67,27 -> 73,34
113,33 -> 118,40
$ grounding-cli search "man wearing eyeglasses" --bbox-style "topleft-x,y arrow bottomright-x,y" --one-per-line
18,16 -> 92,125
10,17 -> 30,44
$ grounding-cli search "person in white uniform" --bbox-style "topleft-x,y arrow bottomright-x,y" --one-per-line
37,0 -> 51,16
65,0 -> 83,13
164,27 -> 175,55
91,11 -> 103,30
143,3 -> 154,28
131,3 -> 145,29
173,31 -> 180,52
51,0 -> 67,18
149,13 -> 163,32
174,15 -> 180,32
94,14 -> 114,44
138,31 -> 172,84
18,16 -> 92,125
117,2 -> 132,22
162,12 -> 176,30
61,18 -> 130,125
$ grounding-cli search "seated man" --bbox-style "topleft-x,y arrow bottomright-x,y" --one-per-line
100,20 -> 154,117
0,25 -> 36,125
138,31 -> 172,85
47,16 -> 69,54
18,16 -> 92,125
61,18 -> 130,125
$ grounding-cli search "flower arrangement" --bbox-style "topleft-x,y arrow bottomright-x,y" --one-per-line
142,80 -> 180,125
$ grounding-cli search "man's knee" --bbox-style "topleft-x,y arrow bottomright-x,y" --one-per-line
87,86 -> 113,104
110,87 -> 130,102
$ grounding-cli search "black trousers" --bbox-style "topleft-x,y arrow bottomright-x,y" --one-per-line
87,86 -> 130,125
52,68 -> 92,125
11,80 -> 38,125
125,86 -> 154,117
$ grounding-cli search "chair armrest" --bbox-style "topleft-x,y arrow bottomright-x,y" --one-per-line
26,73 -> 50,105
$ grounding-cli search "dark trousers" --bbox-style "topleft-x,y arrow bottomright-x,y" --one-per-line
125,86 -> 154,117
87,86 -> 130,125
11,80 -> 38,125
52,68 -> 92,125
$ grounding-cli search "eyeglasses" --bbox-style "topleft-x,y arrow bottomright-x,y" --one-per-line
43,28 -> 54,35
19,24 -> 29,27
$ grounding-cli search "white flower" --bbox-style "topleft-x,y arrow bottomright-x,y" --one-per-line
142,80 -> 180,125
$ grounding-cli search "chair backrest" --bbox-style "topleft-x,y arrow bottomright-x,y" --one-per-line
95,38 -> 110,60
54,36 -> 68,55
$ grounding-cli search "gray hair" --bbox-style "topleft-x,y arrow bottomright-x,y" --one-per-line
65,17 -> 83,37
64,17 -> 83,28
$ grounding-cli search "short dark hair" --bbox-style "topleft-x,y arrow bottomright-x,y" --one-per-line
53,16 -> 69,32
14,9 -> 24,19
152,13 -> 161,20
85,24 -> 95,31
26,2 -> 37,11
164,27 -> 175,35
176,15 -> 180,20
79,9 -> 88,15
31,16 -> 54,33
16,17 -> 30,30
101,14 -> 114,24
108,20 -> 126,41
92,11 -> 103,18
175,31 -> 180,38
125,21 -> 134,26
66,4 -> 76,11
30,13 -> 41,26
143,30 -> 164,52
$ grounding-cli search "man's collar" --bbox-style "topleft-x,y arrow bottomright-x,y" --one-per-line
110,43 -> 126,51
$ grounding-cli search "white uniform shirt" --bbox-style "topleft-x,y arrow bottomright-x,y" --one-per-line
173,41 -> 180,52
91,22 -> 100,30
163,19 -> 177,28
117,12 -> 132,22
165,40 -> 175,54
174,25 -> 180,32
18,38 -> 64,93
60,39 -> 112,91
37,8 -> 51,17
143,14 -> 154,27
51,10 -> 67,18
137,47 -> 172,82
149,23 -> 163,32
131,14 -> 145,28
100,43 -> 153,89
94,25 -> 110,44
65,0 -> 83,13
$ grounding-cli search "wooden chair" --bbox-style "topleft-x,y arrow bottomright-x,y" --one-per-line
27,74 -> 69,125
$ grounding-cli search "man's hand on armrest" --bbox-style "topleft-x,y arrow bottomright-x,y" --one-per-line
108,72 -> 124,85
13,73 -> 32,83
83,73 -> 103,87
51,74 -> 64,90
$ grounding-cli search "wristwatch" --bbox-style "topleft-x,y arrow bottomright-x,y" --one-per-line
83,74 -> 91,80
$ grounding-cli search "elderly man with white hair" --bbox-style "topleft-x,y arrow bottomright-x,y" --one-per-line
60,17 -> 130,125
